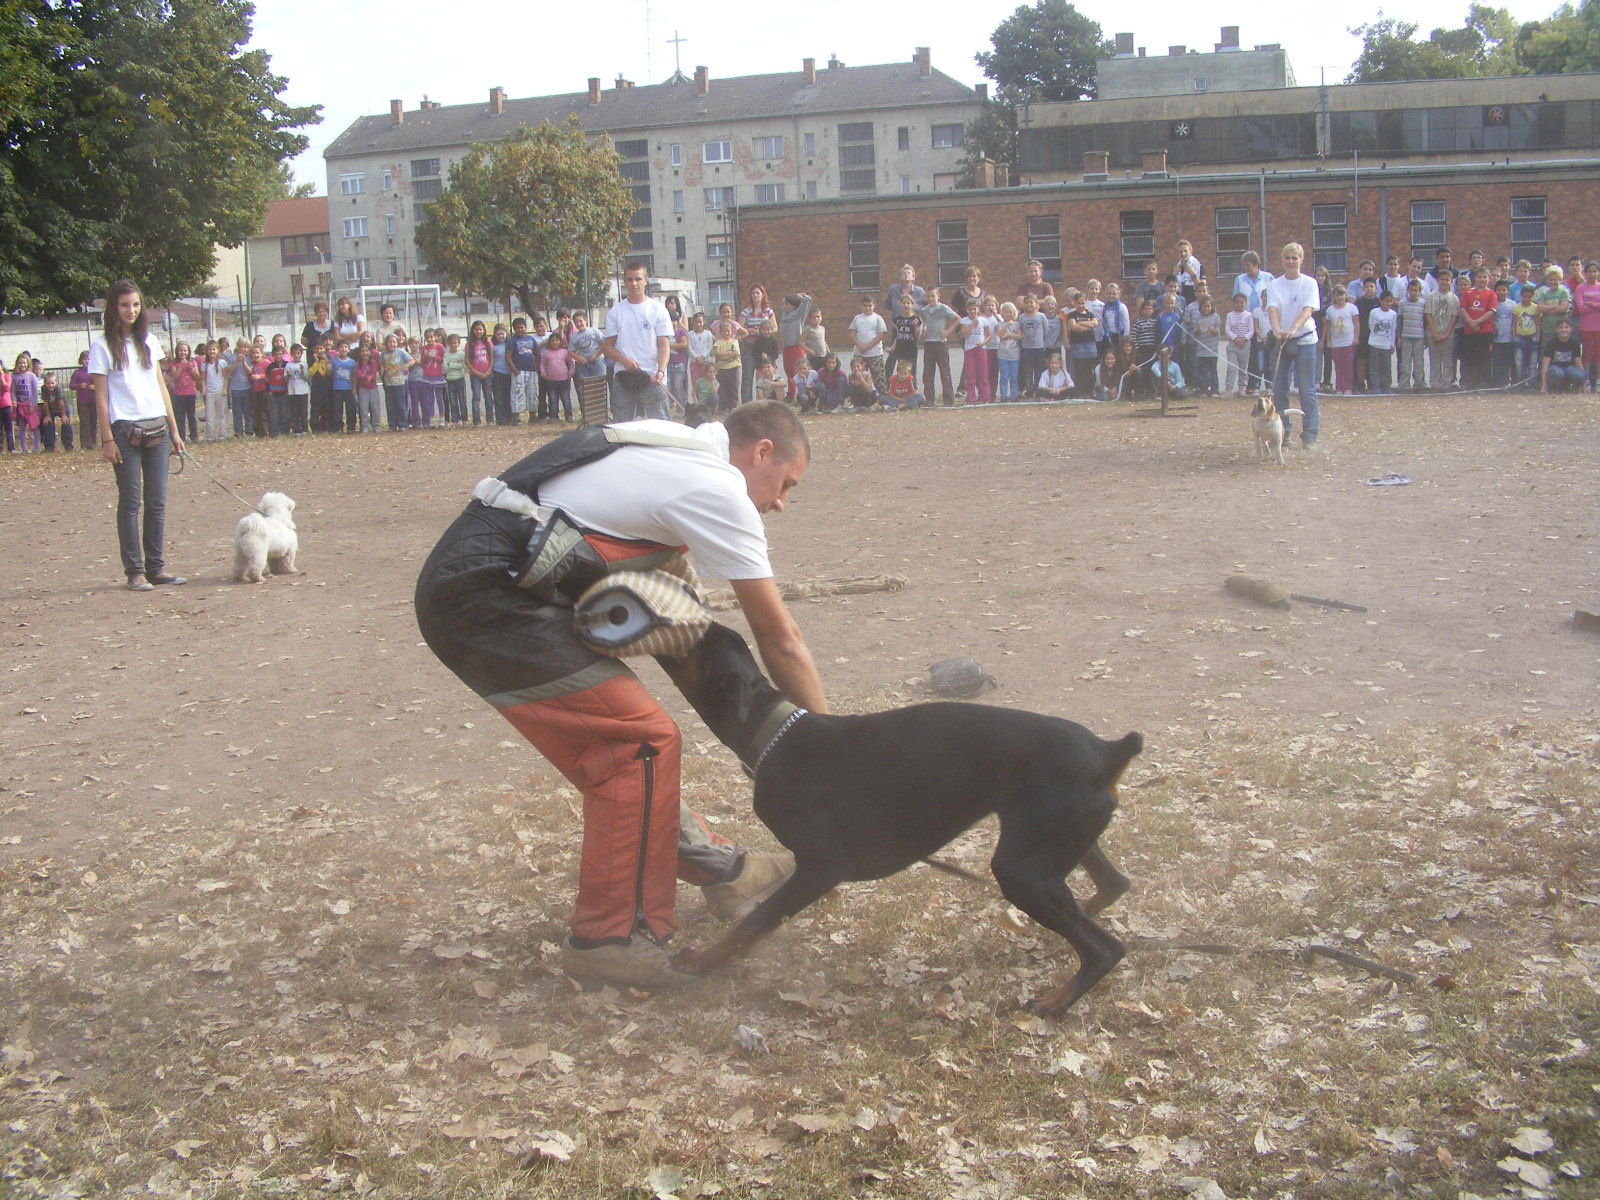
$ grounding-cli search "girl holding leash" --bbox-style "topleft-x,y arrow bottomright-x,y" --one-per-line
89,280 -> 187,591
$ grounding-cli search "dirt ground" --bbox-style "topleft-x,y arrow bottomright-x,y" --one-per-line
2,392 -> 1594,864
3,393 -> 1599,1198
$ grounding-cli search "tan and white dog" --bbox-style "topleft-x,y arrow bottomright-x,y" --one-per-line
1251,398 -> 1305,465
232,492 -> 299,582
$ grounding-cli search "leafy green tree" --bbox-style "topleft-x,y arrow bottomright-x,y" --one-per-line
415,120 -> 635,316
960,91 -> 1023,182
1518,0 -> 1600,73
976,0 -> 1110,103
0,0 -> 318,312
1346,4 -> 1523,81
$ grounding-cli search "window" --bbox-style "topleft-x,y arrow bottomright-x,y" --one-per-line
897,126 -> 910,151
803,132 -> 816,157
381,168 -> 393,192
709,282 -> 735,307
1511,196 -> 1546,264
387,257 -> 399,279
754,183 -> 785,204
344,258 -> 371,282
413,203 -> 433,224
838,121 -> 873,142
385,213 -> 396,236
410,158 -> 441,179
1215,207 -> 1250,277
753,135 -> 782,159
279,235 -> 316,267
840,169 -> 876,193
629,184 -> 650,207
342,216 -> 367,239
1027,216 -> 1062,283
706,235 -> 730,260
619,160 -> 650,182
672,190 -> 684,214
1120,210 -> 1156,280
838,121 -> 874,194
702,140 -> 732,164
933,173 -> 960,192
900,176 -> 912,194
670,144 -> 682,167
847,224 -> 879,291
411,178 -> 443,201
805,181 -> 817,200
936,219 -> 969,289
614,138 -> 648,159
338,172 -> 365,195
630,231 -> 654,252
931,123 -> 964,149
675,236 -> 686,260
704,186 -> 734,211
631,207 -> 652,229
1311,204 -> 1348,275
1410,200 -> 1447,254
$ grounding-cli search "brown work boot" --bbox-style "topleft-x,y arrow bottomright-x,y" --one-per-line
702,851 -> 795,921
560,936 -> 695,992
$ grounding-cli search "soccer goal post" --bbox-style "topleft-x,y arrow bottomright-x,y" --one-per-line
356,284 -> 443,335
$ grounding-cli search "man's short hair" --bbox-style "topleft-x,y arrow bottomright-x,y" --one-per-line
623,259 -> 650,277
1240,251 -> 1260,268
725,399 -> 810,464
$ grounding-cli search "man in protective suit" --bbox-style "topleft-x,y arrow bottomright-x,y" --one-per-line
415,399 -> 826,991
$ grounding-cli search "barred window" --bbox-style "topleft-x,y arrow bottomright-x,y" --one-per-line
1027,216 -> 1062,283
1215,207 -> 1250,277
936,219 -> 969,289
1120,210 -> 1155,281
1511,196 -> 1546,264
847,224 -> 879,291
1311,204 -> 1348,275
1410,200 -> 1447,252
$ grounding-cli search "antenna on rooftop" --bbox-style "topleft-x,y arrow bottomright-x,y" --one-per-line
644,0 -> 653,82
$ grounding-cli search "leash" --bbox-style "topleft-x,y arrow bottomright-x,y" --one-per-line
175,448 -> 262,514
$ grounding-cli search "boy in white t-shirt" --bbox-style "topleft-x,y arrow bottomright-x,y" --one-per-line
1366,291 -> 1399,394
848,296 -> 890,392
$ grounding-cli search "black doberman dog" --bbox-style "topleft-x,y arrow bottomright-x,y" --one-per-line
657,623 -> 1143,1015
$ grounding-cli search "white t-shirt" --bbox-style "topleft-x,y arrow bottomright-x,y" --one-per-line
537,420 -> 772,581
686,328 -> 714,362
1267,273 -> 1321,344
1324,302 -> 1360,349
848,312 -> 888,358
88,332 -> 167,422
1367,307 -> 1399,351
605,296 -> 673,369
1039,367 -> 1070,391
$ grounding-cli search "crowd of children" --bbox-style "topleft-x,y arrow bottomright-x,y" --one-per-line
5,246 -> 1594,455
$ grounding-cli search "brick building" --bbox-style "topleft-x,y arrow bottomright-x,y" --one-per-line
734,67 -> 1600,345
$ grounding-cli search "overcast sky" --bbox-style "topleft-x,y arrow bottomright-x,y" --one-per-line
251,0 -> 1554,194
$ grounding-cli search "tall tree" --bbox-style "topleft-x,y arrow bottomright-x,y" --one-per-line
976,0 -> 1110,103
415,121 -> 635,316
1346,4 -> 1523,82
0,0 -> 318,312
1518,0 -> 1600,73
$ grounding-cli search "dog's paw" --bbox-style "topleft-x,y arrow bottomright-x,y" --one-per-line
670,948 -> 712,976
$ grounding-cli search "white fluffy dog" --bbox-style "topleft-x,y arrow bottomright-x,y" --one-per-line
232,492 -> 298,583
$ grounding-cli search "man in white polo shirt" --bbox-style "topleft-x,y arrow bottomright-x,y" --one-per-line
603,260 -> 674,420
415,401 -> 826,992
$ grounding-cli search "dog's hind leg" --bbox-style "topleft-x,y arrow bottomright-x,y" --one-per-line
992,824 -> 1124,1016
674,862 -> 839,976
1077,845 -> 1131,916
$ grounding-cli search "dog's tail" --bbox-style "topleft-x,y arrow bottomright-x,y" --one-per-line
1281,408 -> 1305,417
1099,731 -> 1144,785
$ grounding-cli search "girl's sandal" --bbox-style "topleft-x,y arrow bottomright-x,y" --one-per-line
127,577 -> 154,592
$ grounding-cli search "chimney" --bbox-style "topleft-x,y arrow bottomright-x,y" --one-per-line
1218,25 -> 1241,50
828,55 -> 843,70
1140,148 -> 1168,177
389,99 -> 404,126
1138,46 -> 1146,58
614,74 -> 633,90
1168,45 -> 1186,56
914,47 -> 931,77
588,77 -> 601,104
694,65 -> 709,94
1083,150 -> 1110,180
419,97 -> 439,111
1114,32 -> 1134,57
972,159 -> 995,189
802,57 -> 816,85
489,87 -> 505,115
975,82 -> 988,102
994,163 -> 1010,188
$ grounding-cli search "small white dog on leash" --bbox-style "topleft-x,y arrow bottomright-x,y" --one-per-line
232,492 -> 299,583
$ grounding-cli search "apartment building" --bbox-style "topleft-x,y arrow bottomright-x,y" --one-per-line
321,50 -> 978,311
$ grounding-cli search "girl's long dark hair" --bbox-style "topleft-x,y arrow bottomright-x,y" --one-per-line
104,280 -> 152,371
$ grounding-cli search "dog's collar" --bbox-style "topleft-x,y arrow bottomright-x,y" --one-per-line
745,701 -> 806,779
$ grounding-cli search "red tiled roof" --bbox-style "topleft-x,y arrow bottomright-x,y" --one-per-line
261,197 -> 329,238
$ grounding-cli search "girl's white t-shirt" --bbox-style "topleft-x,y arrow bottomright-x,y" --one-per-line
88,332 -> 167,422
